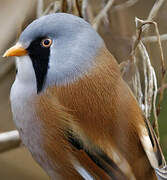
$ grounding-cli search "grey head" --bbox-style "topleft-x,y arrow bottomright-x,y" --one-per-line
17,13 -> 104,93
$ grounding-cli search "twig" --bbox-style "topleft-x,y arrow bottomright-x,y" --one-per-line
143,0 -> 165,32
92,0 -> 115,30
81,0 -> 89,21
75,0 -> 82,17
152,70 -> 159,140
147,0 -> 165,21
42,2 -> 55,16
111,0 -> 138,13
62,0 -> 68,13
142,34 -> 167,43
0,130 -> 21,153
139,42 -> 154,119
37,0 -> 44,18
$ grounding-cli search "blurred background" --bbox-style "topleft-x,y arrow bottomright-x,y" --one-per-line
0,0 -> 167,179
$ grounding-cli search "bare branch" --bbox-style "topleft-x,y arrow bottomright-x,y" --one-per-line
81,0 -> 89,21
142,34 -> 167,43
92,0 -> 115,30
143,0 -> 165,32
75,0 -> 82,17
62,0 -> 68,13
37,0 -> 44,18
152,70 -> 159,140
111,0 -> 138,13
147,0 -> 165,21
0,130 -> 21,153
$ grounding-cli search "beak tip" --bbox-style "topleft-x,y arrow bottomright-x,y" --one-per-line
2,53 -> 7,58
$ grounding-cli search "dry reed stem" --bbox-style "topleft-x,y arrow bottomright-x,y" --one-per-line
152,70 -> 159,140
139,20 -> 166,133
147,0 -> 165,21
110,0 -> 138,13
81,0 -> 89,21
92,0 -> 115,30
0,130 -> 21,153
143,0 -> 165,32
131,16 -> 166,138
37,0 -> 44,18
62,0 -> 68,12
129,0 -> 166,138
75,0 -> 82,17
142,34 -> 167,43
139,42 -> 154,119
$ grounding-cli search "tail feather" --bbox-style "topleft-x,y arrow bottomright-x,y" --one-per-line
155,166 -> 167,180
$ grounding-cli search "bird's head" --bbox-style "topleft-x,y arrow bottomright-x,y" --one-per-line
3,13 -> 104,93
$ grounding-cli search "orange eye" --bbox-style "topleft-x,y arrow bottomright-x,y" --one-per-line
41,38 -> 52,48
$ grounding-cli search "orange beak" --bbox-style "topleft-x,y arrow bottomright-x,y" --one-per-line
3,43 -> 27,57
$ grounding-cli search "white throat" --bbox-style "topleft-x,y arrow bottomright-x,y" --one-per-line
15,56 -> 37,88
10,56 -> 37,138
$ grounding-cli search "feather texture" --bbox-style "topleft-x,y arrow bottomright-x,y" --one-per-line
34,47 -> 161,179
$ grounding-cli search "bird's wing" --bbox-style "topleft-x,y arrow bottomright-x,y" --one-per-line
65,129 -> 129,180
139,118 -> 167,179
37,91 -> 130,180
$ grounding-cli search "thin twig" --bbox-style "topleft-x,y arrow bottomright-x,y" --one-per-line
62,0 -> 68,13
143,0 -> 165,32
111,0 -> 138,13
81,0 -> 89,21
152,70 -> 159,140
0,130 -> 21,153
142,34 -> 167,43
92,0 -> 115,30
147,0 -> 165,21
75,0 -> 82,17
139,42 -> 154,119
42,2 -> 55,16
37,0 -> 44,18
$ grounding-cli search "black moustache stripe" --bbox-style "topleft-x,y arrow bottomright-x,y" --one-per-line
27,37 -> 50,93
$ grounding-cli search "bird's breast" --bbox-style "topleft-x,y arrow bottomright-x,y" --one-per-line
10,76 -> 58,177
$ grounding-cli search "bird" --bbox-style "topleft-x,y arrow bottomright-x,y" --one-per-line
3,13 -> 167,180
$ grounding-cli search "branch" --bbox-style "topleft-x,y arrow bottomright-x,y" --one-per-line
143,0 -> 165,32
92,0 -> 115,30
81,0 -> 89,21
0,130 -> 21,153
147,0 -> 165,21
37,0 -> 44,18
142,33 -> 167,43
111,0 -> 138,13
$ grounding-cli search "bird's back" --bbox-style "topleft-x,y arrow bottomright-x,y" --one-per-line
37,47 -> 157,179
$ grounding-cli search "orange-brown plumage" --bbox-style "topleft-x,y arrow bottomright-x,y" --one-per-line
36,47 -> 156,179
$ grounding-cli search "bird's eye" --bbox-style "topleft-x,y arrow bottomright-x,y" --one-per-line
41,38 -> 52,48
